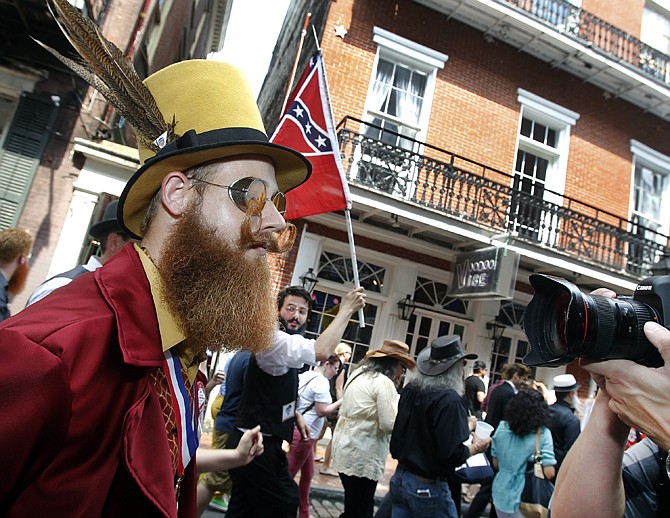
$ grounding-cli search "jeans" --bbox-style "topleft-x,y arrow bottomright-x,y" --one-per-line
390,466 -> 458,518
287,427 -> 315,518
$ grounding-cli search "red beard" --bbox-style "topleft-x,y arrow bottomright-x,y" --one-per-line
157,200 -> 296,356
7,261 -> 29,297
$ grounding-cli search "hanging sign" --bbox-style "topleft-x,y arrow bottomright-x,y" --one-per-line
448,247 -> 519,299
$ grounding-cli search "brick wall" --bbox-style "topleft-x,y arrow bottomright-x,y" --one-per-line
583,0 -> 645,38
320,0 -> 670,227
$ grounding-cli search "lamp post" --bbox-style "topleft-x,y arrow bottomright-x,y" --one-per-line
397,294 -> 417,321
299,268 -> 318,293
486,317 -> 505,342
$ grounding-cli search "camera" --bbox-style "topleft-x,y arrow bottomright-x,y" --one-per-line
523,273 -> 669,368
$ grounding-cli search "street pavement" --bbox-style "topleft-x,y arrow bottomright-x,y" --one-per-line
200,432 -> 490,518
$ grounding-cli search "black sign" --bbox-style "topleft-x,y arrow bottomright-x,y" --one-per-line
448,247 -> 519,299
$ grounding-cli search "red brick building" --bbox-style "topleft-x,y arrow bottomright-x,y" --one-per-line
258,0 -> 670,393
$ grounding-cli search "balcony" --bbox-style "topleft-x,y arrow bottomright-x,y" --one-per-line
505,0 -> 669,83
337,116 -> 669,278
415,0 -> 670,124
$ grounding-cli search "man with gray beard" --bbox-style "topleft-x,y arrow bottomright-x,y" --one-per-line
388,336 -> 491,518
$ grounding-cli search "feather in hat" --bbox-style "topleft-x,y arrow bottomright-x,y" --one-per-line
32,0 -> 177,152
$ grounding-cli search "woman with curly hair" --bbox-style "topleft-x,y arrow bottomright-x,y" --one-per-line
491,388 -> 557,518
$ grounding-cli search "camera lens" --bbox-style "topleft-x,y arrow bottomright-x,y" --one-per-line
546,290 -> 570,357
523,274 -> 664,367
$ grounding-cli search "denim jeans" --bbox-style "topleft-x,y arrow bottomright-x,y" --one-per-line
390,466 -> 458,518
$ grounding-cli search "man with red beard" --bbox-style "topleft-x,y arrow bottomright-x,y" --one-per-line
0,228 -> 33,322
0,54 -> 313,517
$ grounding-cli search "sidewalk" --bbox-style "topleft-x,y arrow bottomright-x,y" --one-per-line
200,430 -> 392,517
200,430 -> 489,517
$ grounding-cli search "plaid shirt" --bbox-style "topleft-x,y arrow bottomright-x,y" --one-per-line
622,437 -> 668,516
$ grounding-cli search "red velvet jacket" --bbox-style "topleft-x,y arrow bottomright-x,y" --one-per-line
0,244 -> 199,517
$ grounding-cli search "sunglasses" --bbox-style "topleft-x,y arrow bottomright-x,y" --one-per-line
189,176 -> 287,216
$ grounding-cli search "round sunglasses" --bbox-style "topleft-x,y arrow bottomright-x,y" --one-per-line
189,176 -> 287,215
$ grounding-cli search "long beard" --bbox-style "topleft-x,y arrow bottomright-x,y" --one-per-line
157,201 -> 295,357
7,261 -> 29,297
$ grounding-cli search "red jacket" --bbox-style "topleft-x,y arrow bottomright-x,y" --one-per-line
0,244 -> 199,517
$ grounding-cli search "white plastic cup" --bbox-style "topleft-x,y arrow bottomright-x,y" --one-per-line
475,421 -> 494,439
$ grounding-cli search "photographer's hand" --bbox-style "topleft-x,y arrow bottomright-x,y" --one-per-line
582,321 -> 670,450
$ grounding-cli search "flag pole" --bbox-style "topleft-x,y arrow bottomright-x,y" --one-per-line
280,11 -> 312,115
345,210 -> 365,328
312,34 -> 366,329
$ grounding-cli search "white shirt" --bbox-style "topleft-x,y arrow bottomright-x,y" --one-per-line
331,369 -> 399,481
255,329 -> 317,376
26,255 -> 103,306
296,370 -> 332,438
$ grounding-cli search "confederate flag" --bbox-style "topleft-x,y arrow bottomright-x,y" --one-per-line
270,52 -> 352,220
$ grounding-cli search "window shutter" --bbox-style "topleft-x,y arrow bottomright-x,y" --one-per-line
0,93 -> 59,228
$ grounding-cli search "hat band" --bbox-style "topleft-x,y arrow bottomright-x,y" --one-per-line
154,127 -> 270,158
429,356 -> 458,365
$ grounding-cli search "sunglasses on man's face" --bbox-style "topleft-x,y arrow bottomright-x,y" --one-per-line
189,176 -> 287,216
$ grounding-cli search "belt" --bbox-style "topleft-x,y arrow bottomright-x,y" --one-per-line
398,464 -> 446,483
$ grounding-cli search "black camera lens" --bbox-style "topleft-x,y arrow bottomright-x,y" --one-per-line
546,290 -> 571,358
523,274 -> 664,368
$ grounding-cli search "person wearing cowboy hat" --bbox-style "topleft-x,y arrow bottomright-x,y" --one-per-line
0,49 -> 313,517
331,340 -> 416,518
547,373 -> 582,473
25,200 -> 133,306
388,335 -> 491,518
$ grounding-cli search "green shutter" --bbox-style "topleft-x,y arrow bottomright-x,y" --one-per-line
0,93 -> 59,228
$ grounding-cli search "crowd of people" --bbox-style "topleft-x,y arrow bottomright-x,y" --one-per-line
2,4 -> 670,518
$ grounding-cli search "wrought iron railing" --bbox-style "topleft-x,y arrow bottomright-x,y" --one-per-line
503,0 -> 670,84
337,116 -> 669,278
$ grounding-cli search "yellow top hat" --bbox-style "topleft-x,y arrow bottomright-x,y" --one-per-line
118,60 -> 311,238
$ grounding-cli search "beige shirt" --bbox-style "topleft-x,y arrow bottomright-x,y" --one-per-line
331,368 -> 399,481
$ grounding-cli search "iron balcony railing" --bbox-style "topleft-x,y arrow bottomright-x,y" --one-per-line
503,0 -> 670,84
337,116 -> 670,278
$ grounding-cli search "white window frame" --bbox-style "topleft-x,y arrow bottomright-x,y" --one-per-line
512,90 -> 579,243
641,1 -> 670,54
629,139 -> 670,239
515,89 -> 579,200
364,27 -> 447,145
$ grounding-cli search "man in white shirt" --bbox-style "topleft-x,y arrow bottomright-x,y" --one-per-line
289,355 -> 343,518
225,285 -> 365,518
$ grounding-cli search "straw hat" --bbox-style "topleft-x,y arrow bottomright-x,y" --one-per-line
417,335 -> 477,376
365,339 -> 416,370
118,60 -> 311,238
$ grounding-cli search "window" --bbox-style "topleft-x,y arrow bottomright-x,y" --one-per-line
304,289 -> 377,365
628,140 -> 670,272
511,89 -> 579,244
641,1 -> 670,55
488,303 -> 531,384
0,93 -> 58,228
403,277 -> 470,361
366,58 -> 427,150
305,251 -> 387,365
316,251 -> 386,294
356,28 -> 447,197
